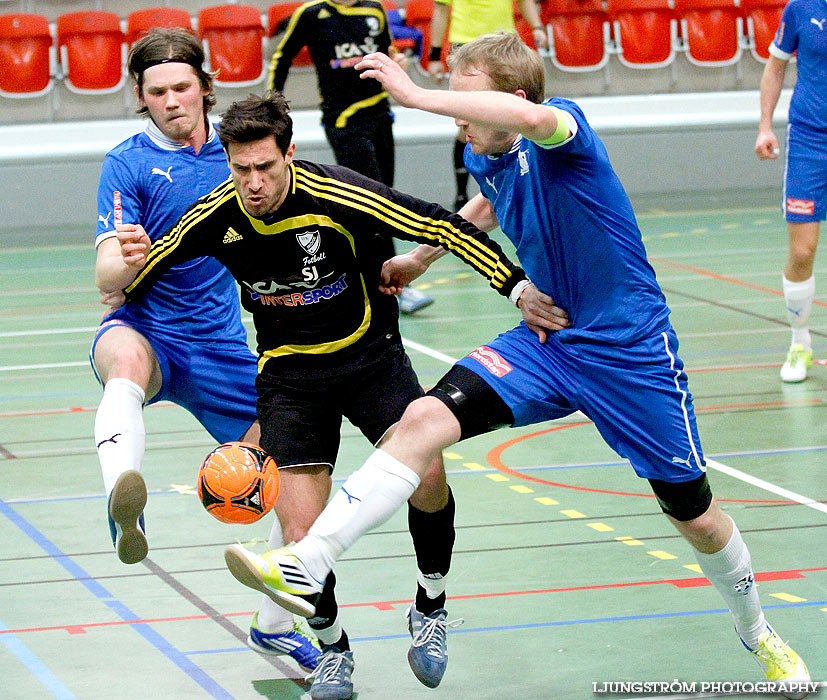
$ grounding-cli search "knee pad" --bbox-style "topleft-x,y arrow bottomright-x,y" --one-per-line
648,473 -> 713,521
426,365 -> 513,442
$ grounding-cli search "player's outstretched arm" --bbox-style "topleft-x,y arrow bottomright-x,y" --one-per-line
356,52 -> 562,142
95,225 -> 150,294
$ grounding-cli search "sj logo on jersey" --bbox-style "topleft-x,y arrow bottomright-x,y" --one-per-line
468,346 -> 512,377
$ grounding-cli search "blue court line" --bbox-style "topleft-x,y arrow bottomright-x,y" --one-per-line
7,444 -> 827,507
0,618 -> 78,700
181,600 -> 826,654
0,499 -> 236,700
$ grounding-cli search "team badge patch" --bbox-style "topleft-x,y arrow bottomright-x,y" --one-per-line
297,230 -> 321,255
468,346 -> 512,377
786,198 -> 815,216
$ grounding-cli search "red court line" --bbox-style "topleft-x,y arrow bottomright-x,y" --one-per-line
650,256 -> 827,308
4,567 -> 824,636
0,402 -> 175,419
486,418 -> 799,504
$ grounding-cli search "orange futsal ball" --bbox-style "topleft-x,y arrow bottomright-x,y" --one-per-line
197,442 -> 280,524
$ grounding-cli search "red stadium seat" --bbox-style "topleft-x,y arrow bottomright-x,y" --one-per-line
540,0 -> 610,72
126,8 -> 193,46
57,11 -> 126,93
382,0 -> 421,55
198,4 -> 266,86
267,2 -> 312,67
741,0 -> 785,62
403,0 -> 448,71
676,0 -> 743,66
608,0 -> 678,69
0,13 -> 54,98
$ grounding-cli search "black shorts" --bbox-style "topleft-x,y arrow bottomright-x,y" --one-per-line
256,340 -> 423,470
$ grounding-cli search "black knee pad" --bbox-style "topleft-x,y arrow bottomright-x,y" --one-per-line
426,365 -> 513,442
649,473 -> 713,521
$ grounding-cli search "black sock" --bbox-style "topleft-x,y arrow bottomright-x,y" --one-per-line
453,141 -> 468,200
408,487 -> 455,616
308,571 -> 338,631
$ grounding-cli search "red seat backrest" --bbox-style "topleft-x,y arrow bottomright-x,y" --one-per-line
541,0 -> 608,69
57,11 -> 124,91
126,8 -> 193,46
608,0 -> 676,66
0,13 -> 52,94
403,0 -> 448,70
267,2 -> 312,67
198,5 -> 265,83
676,0 -> 741,63
741,0 -> 785,60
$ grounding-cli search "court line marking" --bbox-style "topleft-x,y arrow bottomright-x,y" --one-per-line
6,567 -> 826,636
705,459 -> 827,516
0,617 -> 78,700
0,499 -> 238,700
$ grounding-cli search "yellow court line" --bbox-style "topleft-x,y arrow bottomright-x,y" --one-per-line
647,551 -> 678,560
486,473 -> 509,482
560,509 -> 586,519
535,497 -> 559,506
510,485 -> 534,494
587,523 -> 614,532
683,564 -> 703,573
770,593 -> 807,603
616,536 -> 644,546
443,452 -> 463,460
463,462 -> 487,471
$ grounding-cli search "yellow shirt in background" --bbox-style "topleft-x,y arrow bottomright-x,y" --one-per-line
435,0 -> 517,45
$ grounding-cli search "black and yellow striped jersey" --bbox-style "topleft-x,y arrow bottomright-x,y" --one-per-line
124,160 -> 526,372
268,0 -> 392,128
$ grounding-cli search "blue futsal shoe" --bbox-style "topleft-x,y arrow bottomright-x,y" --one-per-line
108,470 -> 147,564
398,287 -> 434,314
247,612 -> 321,672
405,604 -> 463,688
306,645 -> 354,700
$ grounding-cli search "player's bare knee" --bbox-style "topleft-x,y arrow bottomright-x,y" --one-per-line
411,456 -> 449,509
395,397 -> 456,447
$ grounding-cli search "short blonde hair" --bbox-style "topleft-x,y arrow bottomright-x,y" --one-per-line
447,32 -> 545,104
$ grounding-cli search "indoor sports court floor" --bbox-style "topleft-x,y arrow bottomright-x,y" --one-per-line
1,203 -> 825,700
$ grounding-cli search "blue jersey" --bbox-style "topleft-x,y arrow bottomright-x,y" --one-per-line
465,98 -> 670,345
771,0 -> 827,132
95,121 -> 245,342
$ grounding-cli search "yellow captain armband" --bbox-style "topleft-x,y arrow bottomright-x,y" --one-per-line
533,106 -> 571,146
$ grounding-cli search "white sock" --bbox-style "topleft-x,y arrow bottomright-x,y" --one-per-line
95,378 -> 146,495
256,514 -> 294,633
314,618 -> 343,647
782,275 -> 814,348
693,518 -> 765,646
417,571 -> 447,600
294,450 -> 421,582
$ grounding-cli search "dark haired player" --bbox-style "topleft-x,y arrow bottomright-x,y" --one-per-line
91,27 -> 319,673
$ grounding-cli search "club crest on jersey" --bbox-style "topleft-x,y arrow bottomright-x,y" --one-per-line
518,150 -> 530,176
297,230 -> 321,256
786,198 -> 815,216
468,346 -> 512,377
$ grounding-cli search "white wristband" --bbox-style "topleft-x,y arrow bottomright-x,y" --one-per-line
509,279 -> 531,307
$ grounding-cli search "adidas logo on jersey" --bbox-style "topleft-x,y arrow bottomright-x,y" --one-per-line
223,227 -> 243,244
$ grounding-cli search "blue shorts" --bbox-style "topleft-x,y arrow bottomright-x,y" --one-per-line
455,323 -> 706,482
90,321 -> 259,444
783,124 -> 827,223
